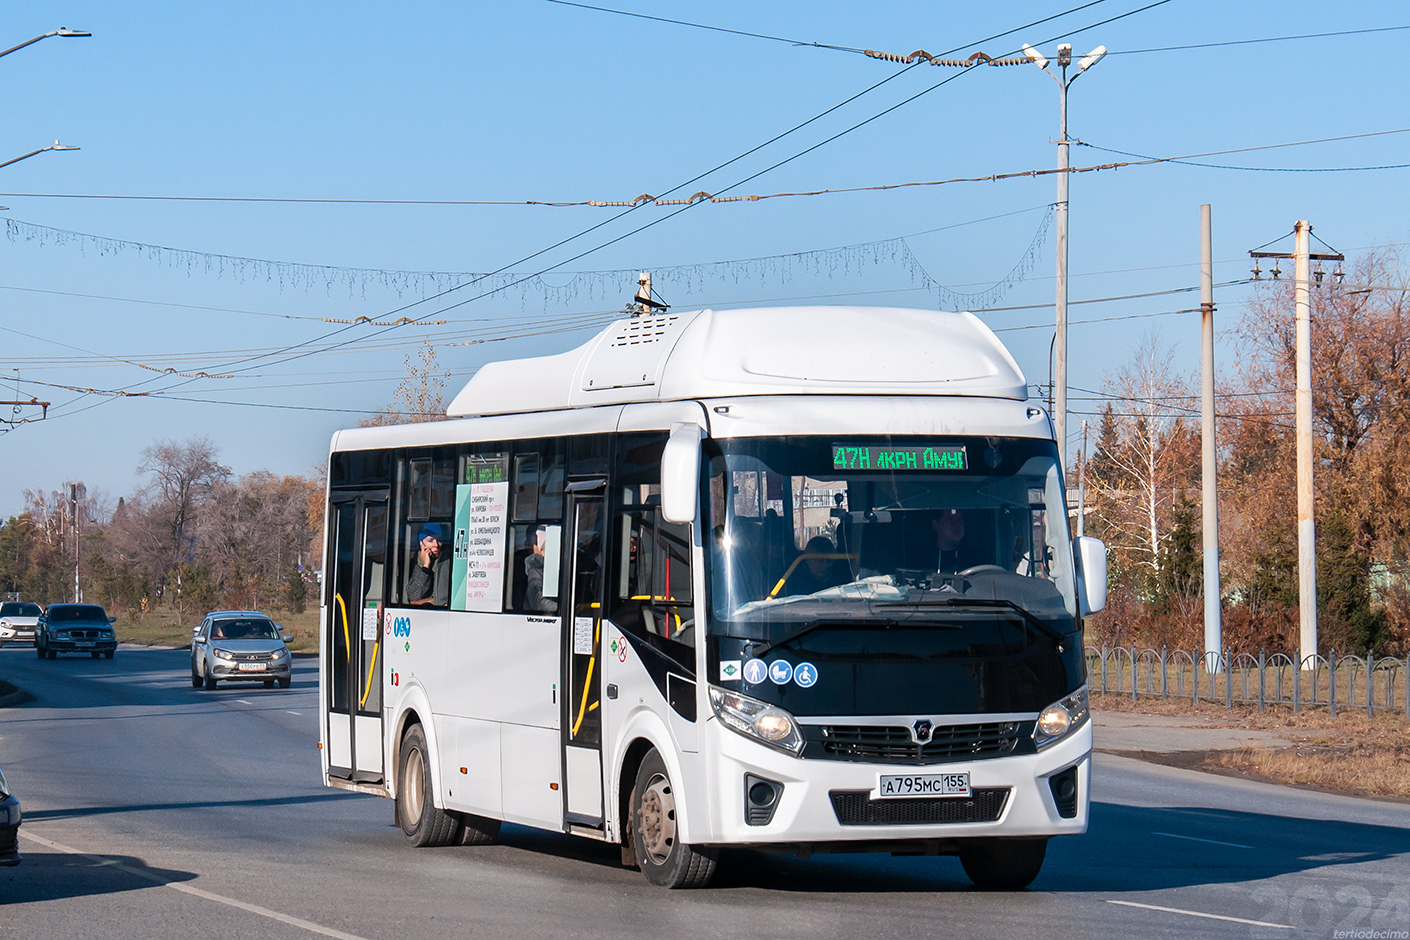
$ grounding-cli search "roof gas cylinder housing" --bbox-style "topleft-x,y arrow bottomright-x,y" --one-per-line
446,306 -> 1027,417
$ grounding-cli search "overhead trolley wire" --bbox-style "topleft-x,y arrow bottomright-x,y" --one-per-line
28,1 -> 1177,421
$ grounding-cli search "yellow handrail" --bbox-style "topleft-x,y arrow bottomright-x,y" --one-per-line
359,639 -> 379,709
570,620 -> 600,738
335,593 -> 350,654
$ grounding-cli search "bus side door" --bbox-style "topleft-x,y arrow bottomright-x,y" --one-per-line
563,482 -> 607,827
325,492 -> 389,784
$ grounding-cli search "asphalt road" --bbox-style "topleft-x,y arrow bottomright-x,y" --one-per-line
1,645 -> 1407,940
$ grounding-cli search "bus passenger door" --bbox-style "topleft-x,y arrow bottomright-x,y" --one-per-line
326,493 -> 389,784
563,483 -> 606,827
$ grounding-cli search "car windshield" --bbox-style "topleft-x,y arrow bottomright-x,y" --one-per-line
705,435 -> 1076,639
211,619 -> 279,640
0,603 -> 41,617
48,605 -> 108,622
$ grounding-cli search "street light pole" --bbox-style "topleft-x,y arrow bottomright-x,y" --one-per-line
0,140 -> 80,171
0,27 -> 91,60
1023,42 -> 1106,482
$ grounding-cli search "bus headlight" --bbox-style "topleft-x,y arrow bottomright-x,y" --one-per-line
1033,685 -> 1089,749
709,687 -> 804,755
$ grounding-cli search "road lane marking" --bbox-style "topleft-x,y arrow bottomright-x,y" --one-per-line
1151,831 -> 1252,849
236,699 -> 253,705
1105,899 -> 1292,929
20,830 -> 375,940
287,710 -> 302,715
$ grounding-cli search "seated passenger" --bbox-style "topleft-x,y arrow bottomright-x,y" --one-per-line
407,523 -> 449,606
786,535 -> 847,595
525,524 -> 558,613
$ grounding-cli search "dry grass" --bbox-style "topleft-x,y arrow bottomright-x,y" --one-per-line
1094,692 -> 1410,800
115,607 -> 320,652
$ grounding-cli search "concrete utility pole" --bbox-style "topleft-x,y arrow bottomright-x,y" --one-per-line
1249,223 -> 1343,667
1200,205 -> 1222,669
1292,222 -> 1316,665
70,482 -> 80,603
1021,41 -> 1106,479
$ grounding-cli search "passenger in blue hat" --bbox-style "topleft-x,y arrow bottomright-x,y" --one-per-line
407,523 -> 448,605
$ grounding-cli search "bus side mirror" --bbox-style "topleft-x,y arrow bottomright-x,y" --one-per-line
661,424 -> 703,525
1074,536 -> 1107,616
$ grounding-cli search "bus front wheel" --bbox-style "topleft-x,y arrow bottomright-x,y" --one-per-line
630,750 -> 716,888
397,724 -> 461,847
959,838 -> 1047,890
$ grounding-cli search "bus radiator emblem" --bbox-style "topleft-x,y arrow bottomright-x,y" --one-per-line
911,720 -> 933,744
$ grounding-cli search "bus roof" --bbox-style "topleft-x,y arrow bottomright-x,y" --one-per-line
446,306 -> 1026,417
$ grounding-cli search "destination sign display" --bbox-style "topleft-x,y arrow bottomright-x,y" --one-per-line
832,445 -> 968,471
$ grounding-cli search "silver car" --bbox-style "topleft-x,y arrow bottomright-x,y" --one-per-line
0,602 -> 42,648
190,611 -> 293,690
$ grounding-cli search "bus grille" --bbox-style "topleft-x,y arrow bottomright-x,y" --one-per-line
806,722 -> 1027,764
829,788 -> 1010,826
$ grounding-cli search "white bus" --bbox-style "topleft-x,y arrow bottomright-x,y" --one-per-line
320,305 -> 1106,889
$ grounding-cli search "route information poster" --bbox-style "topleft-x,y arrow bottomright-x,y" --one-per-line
452,481 -> 508,611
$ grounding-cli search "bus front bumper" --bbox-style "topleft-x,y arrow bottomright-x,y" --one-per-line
700,718 -> 1091,847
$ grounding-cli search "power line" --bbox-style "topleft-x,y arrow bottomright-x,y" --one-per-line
24,2 -> 1178,421
1078,142 -> 1410,173
1106,24 -> 1410,55
538,0 -> 870,53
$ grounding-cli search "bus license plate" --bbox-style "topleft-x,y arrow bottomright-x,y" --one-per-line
238,662 -> 266,672
875,772 -> 971,799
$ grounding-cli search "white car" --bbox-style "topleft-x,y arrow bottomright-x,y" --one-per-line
0,602 -> 42,648
191,611 -> 293,690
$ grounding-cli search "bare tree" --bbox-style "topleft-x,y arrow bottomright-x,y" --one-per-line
137,437 -> 230,589
360,339 -> 451,427
1085,331 -> 1197,590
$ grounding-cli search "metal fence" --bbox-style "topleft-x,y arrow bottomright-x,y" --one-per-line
1084,645 -> 1410,718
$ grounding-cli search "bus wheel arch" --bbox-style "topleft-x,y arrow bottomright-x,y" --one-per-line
627,747 -> 716,888
396,720 -> 462,847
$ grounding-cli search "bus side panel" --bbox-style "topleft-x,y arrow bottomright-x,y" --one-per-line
496,616 -> 560,729
500,724 -> 563,829
442,613 -> 503,721
439,714 -> 503,817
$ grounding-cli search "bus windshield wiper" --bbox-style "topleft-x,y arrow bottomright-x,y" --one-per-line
746,619 -> 917,658
875,597 -> 1067,643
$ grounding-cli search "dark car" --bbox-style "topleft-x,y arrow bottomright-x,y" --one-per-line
0,764 -> 20,866
36,603 -> 117,659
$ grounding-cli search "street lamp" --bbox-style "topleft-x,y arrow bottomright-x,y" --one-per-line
0,27 -> 92,60
0,140 -> 80,171
1022,41 -> 1106,482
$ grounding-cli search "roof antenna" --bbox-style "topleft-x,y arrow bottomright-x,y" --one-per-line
630,271 -> 669,315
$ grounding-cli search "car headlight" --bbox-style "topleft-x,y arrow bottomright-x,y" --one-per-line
214,649 -> 235,661
0,767 -> 8,799
1033,685 -> 1090,749
708,687 -> 804,755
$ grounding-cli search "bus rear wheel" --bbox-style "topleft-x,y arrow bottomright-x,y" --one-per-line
959,838 -> 1047,890
630,750 -> 716,888
397,724 -> 461,847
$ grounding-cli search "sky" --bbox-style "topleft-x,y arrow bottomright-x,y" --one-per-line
2,1 -> 1408,515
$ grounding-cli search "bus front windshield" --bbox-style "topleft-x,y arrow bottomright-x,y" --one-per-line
705,436 -> 1077,639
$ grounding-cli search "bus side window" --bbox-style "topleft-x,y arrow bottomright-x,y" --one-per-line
504,442 -> 564,613
613,497 -> 694,649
